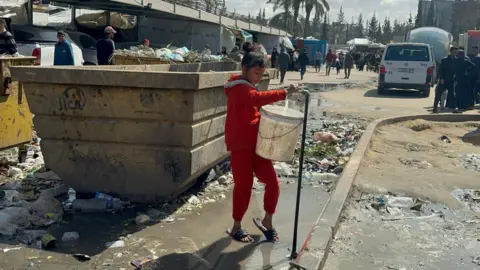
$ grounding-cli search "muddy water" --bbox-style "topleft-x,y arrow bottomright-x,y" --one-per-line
0,179 -> 330,270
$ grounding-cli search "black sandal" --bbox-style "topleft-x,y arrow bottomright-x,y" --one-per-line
253,218 -> 279,242
226,228 -> 254,243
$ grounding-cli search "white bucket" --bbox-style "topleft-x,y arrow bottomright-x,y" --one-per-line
256,105 -> 304,162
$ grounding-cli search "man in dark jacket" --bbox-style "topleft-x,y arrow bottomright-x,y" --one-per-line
434,46 -> 457,113
298,49 -> 309,80
454,50 -> 476,111
96,26 -> 116,65
278,48 -> 290,84
472,45 -> 480,104
0,19 -> 17,56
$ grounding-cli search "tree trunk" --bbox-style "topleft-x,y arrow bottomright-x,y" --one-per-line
304,7 -> 312,38
292,0 -> 301,37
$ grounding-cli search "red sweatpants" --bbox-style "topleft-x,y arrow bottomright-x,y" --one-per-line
231,149 -> 280,222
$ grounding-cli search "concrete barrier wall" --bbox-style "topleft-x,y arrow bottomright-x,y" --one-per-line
11,63 -> 276,202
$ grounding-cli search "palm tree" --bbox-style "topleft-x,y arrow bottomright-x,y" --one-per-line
303,0 -> 329,38
269,12 -> 304,35
267,0 -> 293,33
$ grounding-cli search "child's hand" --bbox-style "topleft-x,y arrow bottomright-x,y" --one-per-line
287,84 -> 302,94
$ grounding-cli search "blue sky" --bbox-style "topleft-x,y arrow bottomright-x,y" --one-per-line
226,0 -> 418,23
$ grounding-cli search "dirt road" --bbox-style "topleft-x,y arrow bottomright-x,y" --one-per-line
318,70 -> 480,269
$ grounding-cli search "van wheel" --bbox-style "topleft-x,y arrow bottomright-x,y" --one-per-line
377,87 -> 386,95
421,88 -> 430,98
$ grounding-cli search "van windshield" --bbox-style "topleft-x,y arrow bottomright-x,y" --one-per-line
385,45 -> 430,61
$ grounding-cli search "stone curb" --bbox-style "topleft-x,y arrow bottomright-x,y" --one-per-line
292,113 -> 480,270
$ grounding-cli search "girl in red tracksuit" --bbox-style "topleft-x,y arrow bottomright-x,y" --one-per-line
224,49 -> 297,243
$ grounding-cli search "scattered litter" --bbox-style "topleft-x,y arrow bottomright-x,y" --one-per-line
459,154 -> 480,172
72,253 -> 91,262
313,131 -> 338,143
274,162 -> 295,177
61,232 -> 79,242
106,240 -> 125,248
440,135 -> 452,143
40,233 -> 57,249
135,214 -> 151,225
187,195 -> 201,206
451,189 -> 480,212
3,247 -> 21,252
131,255 -> 156,269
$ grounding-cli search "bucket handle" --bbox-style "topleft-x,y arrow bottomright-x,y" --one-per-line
258,122 -> 303,140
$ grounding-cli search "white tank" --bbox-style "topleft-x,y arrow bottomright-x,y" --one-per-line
406,27 -> 453,63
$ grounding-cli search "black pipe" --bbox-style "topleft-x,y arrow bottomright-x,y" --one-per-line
290,89 -> 310,260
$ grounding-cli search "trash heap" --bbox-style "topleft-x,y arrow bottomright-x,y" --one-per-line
273,117 -> 367,190
113,45 -> 230,63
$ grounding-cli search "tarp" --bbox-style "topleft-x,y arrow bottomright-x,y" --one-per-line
0,0 -> 28,19
138,17 -> 230,54
0,0 -> 28,7
226,26 -> 253,43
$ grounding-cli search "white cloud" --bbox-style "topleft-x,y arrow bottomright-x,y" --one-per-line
225,0 -> 418,23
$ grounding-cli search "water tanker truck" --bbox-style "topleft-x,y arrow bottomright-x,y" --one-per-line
406,27 -> 453,78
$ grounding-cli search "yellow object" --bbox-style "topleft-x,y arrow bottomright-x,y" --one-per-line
0,57 -> 36,152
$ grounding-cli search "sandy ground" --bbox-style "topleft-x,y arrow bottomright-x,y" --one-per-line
357,120 -> 480,208
324,121 -> 480,270
317,69 -> 480,270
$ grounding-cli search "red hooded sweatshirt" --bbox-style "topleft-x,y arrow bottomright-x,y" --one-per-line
224,75 -> 287,151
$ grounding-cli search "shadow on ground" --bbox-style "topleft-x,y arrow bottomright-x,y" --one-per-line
364,89 -> 425,99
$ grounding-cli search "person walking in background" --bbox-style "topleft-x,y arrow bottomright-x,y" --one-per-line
325,49 -> 334,76
292,49 -> 299,71
278,47 -> 290,84
335,52 -> 342,75
298,49 -> 309,80
96,26 -> 116,65
271,48 -> 279,68
314,49 -> 322,72
0,19 -> 18,56
344,51 -> 353,79
223,50 -> 299,243
54,31 -> 74,66
271,48 -> 279,79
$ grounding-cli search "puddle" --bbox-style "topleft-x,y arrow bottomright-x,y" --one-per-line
303,83 -> 348,92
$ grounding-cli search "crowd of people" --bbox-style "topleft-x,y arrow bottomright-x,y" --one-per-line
434,46 -> 480,113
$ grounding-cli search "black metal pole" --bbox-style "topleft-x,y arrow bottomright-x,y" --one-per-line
290,90 -> 310,260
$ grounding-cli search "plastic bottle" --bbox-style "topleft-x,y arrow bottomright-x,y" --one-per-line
72,198 -> 126,213
63,188 -> 76,209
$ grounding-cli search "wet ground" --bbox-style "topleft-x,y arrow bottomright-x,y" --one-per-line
0,68 -> 377,270
0,178 -> 330,270
325,190 -> 480,270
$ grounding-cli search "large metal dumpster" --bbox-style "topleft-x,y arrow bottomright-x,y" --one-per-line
10,62 -> 277,203
0,57 -> 36,160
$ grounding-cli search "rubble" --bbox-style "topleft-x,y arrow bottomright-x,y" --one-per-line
459,153 -> 480,172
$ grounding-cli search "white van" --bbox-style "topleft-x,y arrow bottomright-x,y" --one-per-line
378,43 -> 435,97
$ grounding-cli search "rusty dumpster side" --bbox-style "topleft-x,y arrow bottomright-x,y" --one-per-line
0,57 -> 36,152
10,63 -> 276,203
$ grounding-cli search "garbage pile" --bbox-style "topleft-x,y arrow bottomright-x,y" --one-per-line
274,117 -> 367,189
112,45 -> 230,63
